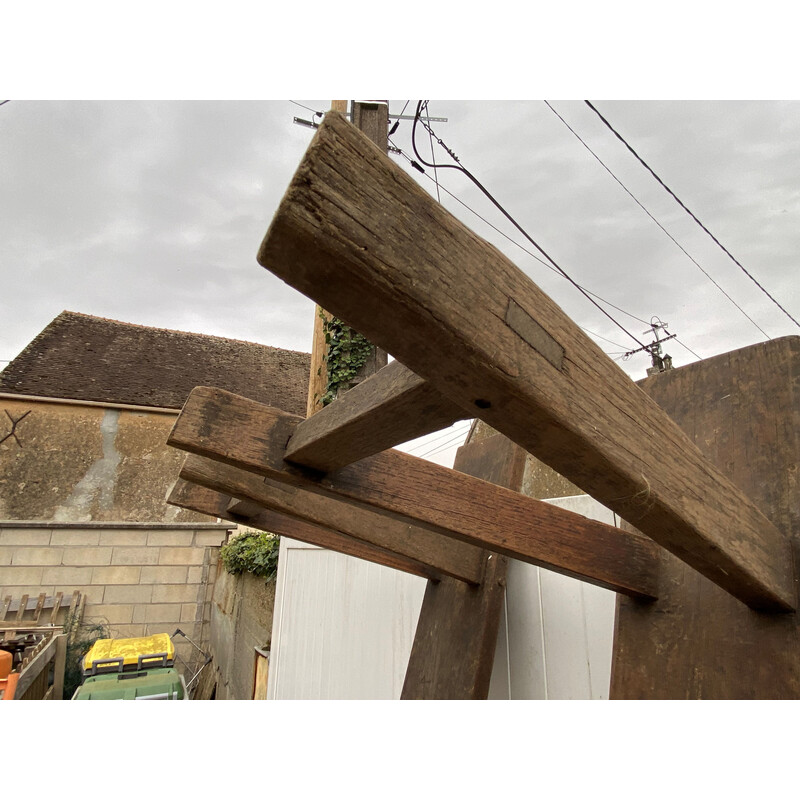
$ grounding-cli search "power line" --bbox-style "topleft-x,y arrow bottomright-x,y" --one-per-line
585,100 -> 800,331
417,427 -> 472,459
411,101 -> 648,350
0,101 -> 10,109
424,104 -> 441,203
290,100 -> 324,118
545,101 -> 771,341
390,131 -> 651,331
673,336 -> 702,360
388,134 -> 689,355
405,421 -> 472,454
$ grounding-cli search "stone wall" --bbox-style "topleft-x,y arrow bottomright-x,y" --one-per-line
207,567 -> 276,700
0,395 -> 207,523
0,521 -> 232,674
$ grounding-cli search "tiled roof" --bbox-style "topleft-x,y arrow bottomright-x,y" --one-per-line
0,311 -> 310,414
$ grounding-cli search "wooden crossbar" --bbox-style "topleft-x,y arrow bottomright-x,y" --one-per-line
168,387 -> 660,598
168,479 -> 442,580
255,109 -> 795,612
285,358 -> 466,471
175,456 -> 485,583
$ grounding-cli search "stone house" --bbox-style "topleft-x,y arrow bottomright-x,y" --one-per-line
0,310 -> 309,689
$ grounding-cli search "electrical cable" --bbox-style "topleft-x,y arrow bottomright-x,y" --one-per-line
411,102 -> 648,350
388,135 -> 674,348
405,421 -> 472,454
673,337 -> 702,360
389,100 -> 411,136
290,100 -> 324,117
424,105 -> 441,203
585,99 -> 800,331
546,101 -> 770,340
417,428 -> 472,460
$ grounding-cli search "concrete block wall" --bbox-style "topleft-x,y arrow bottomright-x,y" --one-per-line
0,521 -> 233,673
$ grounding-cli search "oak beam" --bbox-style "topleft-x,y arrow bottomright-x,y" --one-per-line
176,455 -> 485,584
285,359 -> 467,471
402,433 -> 526,700
167,479 -> 439,580
255,109 -> 795,612
168,387 -> 660,599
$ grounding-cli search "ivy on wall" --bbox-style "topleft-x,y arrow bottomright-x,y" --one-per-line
320,313 -> 374,406
220,531 -> 281,582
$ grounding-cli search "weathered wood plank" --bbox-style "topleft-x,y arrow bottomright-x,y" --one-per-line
168,387 -> 659,598
168,478 -> 439,580
285,359 -> 466,471
255,109 -> 794,612
50,592 -> 64,625
16,594 -> 28,622
32,593 -> 46,624
175,455 -> 485,584
402,433 -> 525,700
14,634 -> 59,698
611,338 -> 800,698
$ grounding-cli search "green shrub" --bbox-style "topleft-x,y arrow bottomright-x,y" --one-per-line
220,531 -> 281,582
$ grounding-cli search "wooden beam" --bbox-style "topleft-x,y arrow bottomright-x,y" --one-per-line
402,433 -> 525,700
611,338 -> 800,698
175,454 -> 485,584
168,387 -> 659,599
255,109 -> 795,612
285,359 -> 467,471
167,478 -> 440,581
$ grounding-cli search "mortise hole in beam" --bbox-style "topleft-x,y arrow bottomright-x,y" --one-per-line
474,399 -> 492,409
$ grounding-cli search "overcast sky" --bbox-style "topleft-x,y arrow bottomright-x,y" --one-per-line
2,99 -> 799,461
3,100 -> 798,362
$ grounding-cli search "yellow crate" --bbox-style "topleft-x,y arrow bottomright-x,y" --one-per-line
82,633 -> 175,675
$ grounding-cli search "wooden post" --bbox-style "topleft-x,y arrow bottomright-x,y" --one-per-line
402,432 -> 526,699
52,633 -> 67,700
611,337 -> 800,698
306,100 -> 388,416
306,100 -> 349,418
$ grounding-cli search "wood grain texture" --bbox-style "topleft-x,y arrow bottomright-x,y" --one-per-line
167,478 -> 437,580
168,386 -> 659,598
256,110 -> 794,612
611,337 -> 800,698
306,306 -> 328,418
285,359 -> 466,471
176,453 -> 485,584
402,434 -> 525,700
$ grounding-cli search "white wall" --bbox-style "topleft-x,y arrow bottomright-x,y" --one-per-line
488,495 -> 617,699
267,496 -> 617,700
267,538 -> 426,699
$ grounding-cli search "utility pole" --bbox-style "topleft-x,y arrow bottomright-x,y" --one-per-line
623,316 -> 676,376
305,100 -> 389,418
